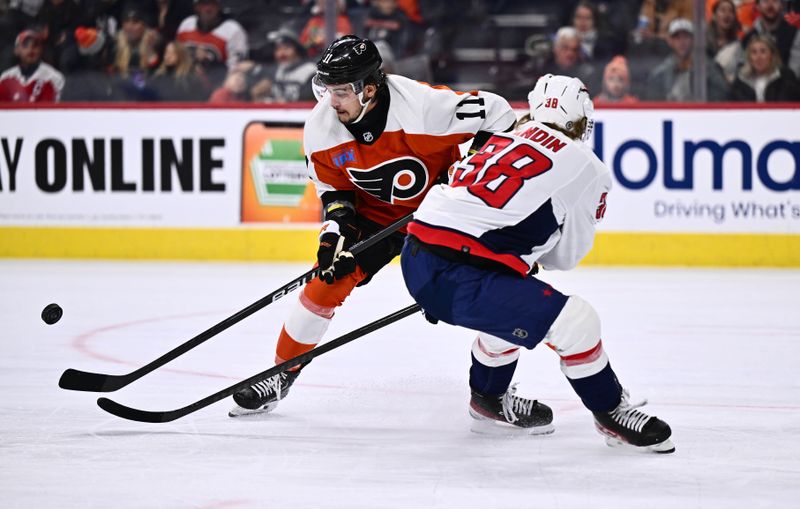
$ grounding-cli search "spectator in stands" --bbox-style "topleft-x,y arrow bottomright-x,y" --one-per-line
627,1 -> 679,93
363,0 -> 417,59
149,40 -> 207,101
730,33 -> 800,100
251,29 -> 316,103
61,26 -> 118,101
208,62 -> 248,102
705,0 -> 752,34
635,0 -> 693,41
112,6 -> 164,100
645,18 -> 728,101
570,1 -> 617,63
707,0 -> 744,83
299,0 -> 353,57
594,55 -> 638,103
0,29 -> 64,102
502,26 -> 599,100
35,0 -> 83,69
542,27 -> 600,92
176,0 -> 248,78
706,0 -> 757,33
742,0 -> 800,78
558,0 -> 640,44
114,6 -> 161,77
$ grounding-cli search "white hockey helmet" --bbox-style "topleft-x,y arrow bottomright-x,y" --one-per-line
527,74 -> 595,140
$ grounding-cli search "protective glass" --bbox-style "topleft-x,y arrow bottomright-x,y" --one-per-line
312,74 -> 364,104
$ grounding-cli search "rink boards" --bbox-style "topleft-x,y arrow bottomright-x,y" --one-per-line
1,103 -> 798,266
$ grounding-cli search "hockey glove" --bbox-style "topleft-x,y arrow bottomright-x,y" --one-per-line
467,130 -> 494,156
421,308 -> 439,325
316,199 -> 360,284
317,221 -> 358,284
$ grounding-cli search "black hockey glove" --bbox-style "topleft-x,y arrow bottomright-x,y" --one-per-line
467,130 -> 494,156
421,308 -> 439,325
317,198 -> 360,284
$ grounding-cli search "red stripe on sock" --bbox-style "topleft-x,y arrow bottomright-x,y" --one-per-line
560,340 -> 604,366
299,291 -> 335,319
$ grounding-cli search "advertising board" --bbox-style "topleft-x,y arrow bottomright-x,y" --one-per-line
1,103 -> 797,265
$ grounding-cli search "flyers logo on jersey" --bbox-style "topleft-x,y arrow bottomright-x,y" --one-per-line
346,157 -> 429,204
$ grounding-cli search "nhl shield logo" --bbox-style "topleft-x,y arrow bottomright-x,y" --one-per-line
363,132 -> 374,143
512,328 -> 528,339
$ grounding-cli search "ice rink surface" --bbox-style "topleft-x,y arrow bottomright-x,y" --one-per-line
1,259 -> 799,508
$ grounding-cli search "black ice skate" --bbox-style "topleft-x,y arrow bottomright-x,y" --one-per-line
469,384 -> 554,435
592,389 -> 675,453
228,368 -> 302,417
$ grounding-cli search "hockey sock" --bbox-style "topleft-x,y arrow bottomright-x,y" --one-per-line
275,326 -> 317,370
469,354 -> 518,395
566,363 -> 622,412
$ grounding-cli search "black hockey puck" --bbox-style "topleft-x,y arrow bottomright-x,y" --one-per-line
42,303 -> 63,325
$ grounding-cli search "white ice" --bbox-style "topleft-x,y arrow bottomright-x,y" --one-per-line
1,260 -> 799,508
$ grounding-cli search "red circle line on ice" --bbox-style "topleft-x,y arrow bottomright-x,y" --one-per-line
67,310 -> 342,390
70,310 -> 241,381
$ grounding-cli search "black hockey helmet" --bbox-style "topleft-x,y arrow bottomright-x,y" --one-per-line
316,35 -> 383,86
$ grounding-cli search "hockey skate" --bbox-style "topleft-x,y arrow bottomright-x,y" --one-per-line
592,389 -> 675,453
469,384 -> 554,436
228,368 -> 302,418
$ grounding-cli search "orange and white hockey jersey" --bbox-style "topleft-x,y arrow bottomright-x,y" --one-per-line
176,16 -> 248,70
304,74 -> 517,227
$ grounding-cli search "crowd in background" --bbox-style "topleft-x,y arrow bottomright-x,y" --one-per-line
1,0 -> 799,104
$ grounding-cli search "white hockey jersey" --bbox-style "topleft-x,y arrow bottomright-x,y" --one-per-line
304,74 -> 516,227
408,120 -> 611,275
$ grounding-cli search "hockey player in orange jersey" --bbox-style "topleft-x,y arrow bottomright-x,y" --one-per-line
229,35 -> 517,416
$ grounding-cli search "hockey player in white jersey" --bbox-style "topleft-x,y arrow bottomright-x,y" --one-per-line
401,74 -> 674,453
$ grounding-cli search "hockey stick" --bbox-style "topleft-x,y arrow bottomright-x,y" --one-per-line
97,303 -> 421,423
59,213 -> 414,393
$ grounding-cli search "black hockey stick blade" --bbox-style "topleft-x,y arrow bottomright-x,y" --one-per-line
59,369 -> 130,392
59,213 -> 414,393
97,303 -> 421,423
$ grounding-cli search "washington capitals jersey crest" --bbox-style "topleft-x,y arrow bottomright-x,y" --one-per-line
303,75 -> 517,226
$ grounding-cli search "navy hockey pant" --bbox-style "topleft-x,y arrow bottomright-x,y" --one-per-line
401,240 -> 568,347
401,238 -> 622,410
401,239 -> 568,396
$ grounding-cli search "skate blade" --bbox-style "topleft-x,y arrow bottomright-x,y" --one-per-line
228,401 -> 279,418
600,433 -> 676,454
469,411 -> 555,437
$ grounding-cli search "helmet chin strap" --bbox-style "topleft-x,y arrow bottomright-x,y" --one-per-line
349,90 -> 373,124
